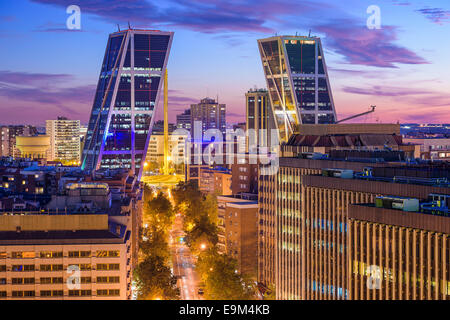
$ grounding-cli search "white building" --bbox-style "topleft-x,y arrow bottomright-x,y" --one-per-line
46,117 -> 81,164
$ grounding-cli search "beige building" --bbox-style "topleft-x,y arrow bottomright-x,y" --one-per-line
46,117 -> 81,163
0,213 -> 132,300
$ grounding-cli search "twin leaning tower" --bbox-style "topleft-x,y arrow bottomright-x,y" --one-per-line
81,29 -> 337,180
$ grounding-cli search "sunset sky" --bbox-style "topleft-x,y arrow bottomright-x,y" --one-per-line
0,0 -> 449,126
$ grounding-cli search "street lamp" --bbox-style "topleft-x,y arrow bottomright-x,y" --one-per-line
200,243 -> 206,250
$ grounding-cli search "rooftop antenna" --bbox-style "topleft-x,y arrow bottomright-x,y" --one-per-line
128,21 -> 131,29
117,24 -> 120,32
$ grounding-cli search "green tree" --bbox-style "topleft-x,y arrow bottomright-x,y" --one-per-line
144,191 -> 174,232
133,255 -> 179,300
196,249 -> 257,300
139,226 -> 170,263
185,214 -> 218,255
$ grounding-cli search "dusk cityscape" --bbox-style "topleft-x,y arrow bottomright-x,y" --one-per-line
0,0 -> 450,310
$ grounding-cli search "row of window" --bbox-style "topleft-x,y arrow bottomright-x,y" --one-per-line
0,289 -> 120,298
0,276 -> 120,285
0,251 -> 120,259
0,264 -> 120,272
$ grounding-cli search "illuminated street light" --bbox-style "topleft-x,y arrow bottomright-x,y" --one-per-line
200,243 -> 206,250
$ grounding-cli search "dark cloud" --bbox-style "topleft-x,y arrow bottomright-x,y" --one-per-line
341,85 -> 433,97
0,70 -> 73,86
31,0 -> 427,69
416,7 -> 450,25
31,0 -> 321,33
0,70 -> 95,119
315,21 -> 428,68
342,85 -> 450,108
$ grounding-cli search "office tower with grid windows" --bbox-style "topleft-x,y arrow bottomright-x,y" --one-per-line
81,29 -> 173,180
245,89 -> 277,152
258,36 -> 337,143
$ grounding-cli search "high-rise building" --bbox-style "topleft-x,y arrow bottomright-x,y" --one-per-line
245,89 -> 276,152
176,109 -> 191,131
81,29 -> 173,180
190,98 -> 226,137
46,117 -> 81,163
258,36 -> 337,142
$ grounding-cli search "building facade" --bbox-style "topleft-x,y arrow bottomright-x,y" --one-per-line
46,117 -> 81,163
258,36 -> 337,142
264,157 -> 450,300
81,29 -> 173,180
0,214 -> 132,300
348,201 -> 450,300
224,201 -> 259,279
176,109 -> 191,131
190,98 -> 226,137
245,89 -> 276,152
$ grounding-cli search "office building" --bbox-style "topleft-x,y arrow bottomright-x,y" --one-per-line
0,213 -> 132,300
260,153 -> 450,300
81,29 -> 173,180
46,117 -> 81,163
258,35 -> 337,142
190,98 -> 226,137
245,89 -> 276,152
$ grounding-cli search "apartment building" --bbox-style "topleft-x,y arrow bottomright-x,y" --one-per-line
224,200 -> 258,279
46,117 -> 81,163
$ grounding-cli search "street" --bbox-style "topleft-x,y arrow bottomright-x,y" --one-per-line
170,213 -> 204,300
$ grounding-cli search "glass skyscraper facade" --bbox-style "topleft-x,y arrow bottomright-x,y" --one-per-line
81,29 -> 173,180
258,36 -> 337,142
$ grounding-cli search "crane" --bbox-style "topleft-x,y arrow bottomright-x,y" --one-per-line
335,105 -> 376,124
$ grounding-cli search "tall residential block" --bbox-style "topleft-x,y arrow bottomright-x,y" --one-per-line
190,98 -> 226,137
81,29 -> 173,180
46,117 -> 81,163
258,36 -> 337,142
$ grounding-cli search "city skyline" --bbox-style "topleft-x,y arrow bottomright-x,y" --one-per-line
0,0 -> 449,126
